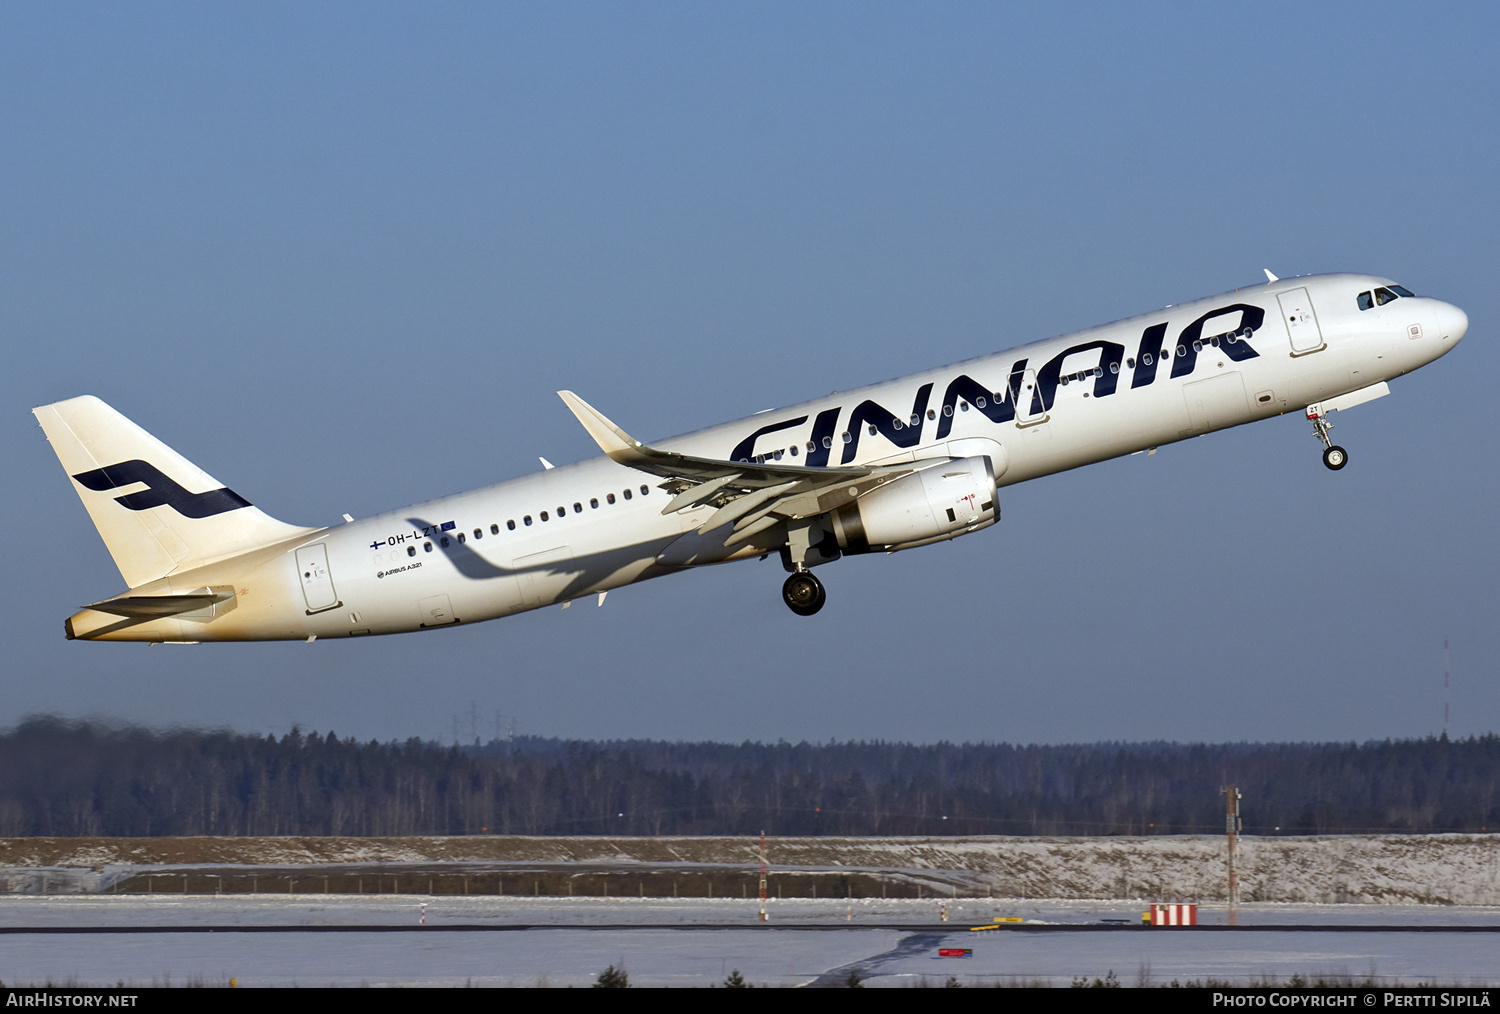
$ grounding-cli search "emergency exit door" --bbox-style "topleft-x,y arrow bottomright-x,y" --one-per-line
295,544 -> 341,614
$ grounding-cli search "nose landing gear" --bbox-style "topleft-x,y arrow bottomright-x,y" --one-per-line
1306,404 -> 1348,471
782,571 -> 826,616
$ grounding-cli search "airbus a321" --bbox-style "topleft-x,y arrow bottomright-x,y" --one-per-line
35,271 -> 1467,642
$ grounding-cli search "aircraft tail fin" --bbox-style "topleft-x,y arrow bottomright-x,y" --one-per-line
33,396 -> 316,588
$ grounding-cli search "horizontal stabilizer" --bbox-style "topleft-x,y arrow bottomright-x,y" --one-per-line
84,591 -> 231,619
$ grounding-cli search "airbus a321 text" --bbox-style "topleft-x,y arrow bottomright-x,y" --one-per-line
35,271 -> 1467,642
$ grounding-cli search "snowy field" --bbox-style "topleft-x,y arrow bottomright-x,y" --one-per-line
2,896 -> 1498,987
7,833 -> 1500,905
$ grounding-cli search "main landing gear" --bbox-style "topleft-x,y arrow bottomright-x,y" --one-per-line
1306,404 -> 1348,471
782,571 -> 826,616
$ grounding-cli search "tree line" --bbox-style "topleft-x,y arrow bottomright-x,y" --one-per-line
0,716 -> 1495,837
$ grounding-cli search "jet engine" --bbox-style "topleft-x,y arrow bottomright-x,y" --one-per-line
830,455 -> 997,554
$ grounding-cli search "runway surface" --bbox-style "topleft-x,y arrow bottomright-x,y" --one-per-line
2,897 -> 1497,986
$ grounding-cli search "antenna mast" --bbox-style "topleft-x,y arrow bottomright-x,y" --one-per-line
1443,635 -> 1451,736
758,830 -> 768,922
1222,785 -> 1241,926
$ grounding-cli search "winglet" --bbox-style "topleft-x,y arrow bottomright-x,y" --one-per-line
557,391 -> 645,462
1263,268 -> 1279,283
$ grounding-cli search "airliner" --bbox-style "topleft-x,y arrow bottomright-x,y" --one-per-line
34,271 -> 1467,642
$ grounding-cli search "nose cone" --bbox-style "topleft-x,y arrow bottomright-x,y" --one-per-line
1434,300 -> 1469,343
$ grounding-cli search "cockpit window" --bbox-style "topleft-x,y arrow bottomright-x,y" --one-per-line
1389,284 -> 1415,297
1358,291 -> 1374,311
1375,286 -> 1398,306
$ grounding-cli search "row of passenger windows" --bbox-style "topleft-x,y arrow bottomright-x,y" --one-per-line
1357,285 -> 1414,310
399,485 -> 655,557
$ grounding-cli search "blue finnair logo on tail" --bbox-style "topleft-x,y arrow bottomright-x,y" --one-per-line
72,460 -> 252,519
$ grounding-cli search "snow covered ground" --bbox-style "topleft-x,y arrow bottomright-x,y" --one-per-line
7,833 -> 1499,905
1,896 -> 1498,987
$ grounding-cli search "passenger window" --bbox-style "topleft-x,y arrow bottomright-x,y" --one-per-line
455,533 -> 464,544
640,485 -> 649,496
407,546 -> 416,557
607,493 -> 615,504
623,489 -> 632,500
1358,291 -> 1374,310
473,528 -> 482,539
505,521 -> 514,531
1110,362 -> 1120,374
1375,287 -> 1398,306
960,401 -> 969,411
590,498 -> 598,509
557,506 -> 566,516
822,436 -> 832,449
975,397 -> 986,409
926,409 -> 936,420
441,536 -> 450,548
493,523 -> 501,534
424,542 -> 433,553
868,424 -> 877,435
524,516 -> 532,526
942,405 -> 953,418
790,446 -> 798,457
541,511 -> 549,521
841,431 -> 851,443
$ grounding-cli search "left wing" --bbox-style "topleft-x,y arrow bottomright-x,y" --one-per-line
557,391 -> 921,545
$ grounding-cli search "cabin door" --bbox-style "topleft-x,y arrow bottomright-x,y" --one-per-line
1277,288 -> 1325,355
295,544 -> 341,614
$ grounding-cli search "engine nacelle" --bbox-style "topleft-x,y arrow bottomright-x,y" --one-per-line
830,455 -> 997,553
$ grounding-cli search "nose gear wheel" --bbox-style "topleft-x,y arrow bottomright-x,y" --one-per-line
1306,404 -> 1349,471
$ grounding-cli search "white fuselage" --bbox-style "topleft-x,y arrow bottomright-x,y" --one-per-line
68,273 -> 1466,641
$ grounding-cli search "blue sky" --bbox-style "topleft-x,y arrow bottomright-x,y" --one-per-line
4,2 -> 1497,745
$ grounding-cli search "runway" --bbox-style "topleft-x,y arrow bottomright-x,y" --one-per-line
2,896 -> 1498,986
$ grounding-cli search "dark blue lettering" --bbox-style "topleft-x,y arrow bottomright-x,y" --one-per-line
840,384 -> 933,464
1036,340 -> 1126,410
729,415 -> 809,463
1171,303 -> 1265,379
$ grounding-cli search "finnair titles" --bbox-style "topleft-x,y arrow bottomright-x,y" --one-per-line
35,271 -> 1467,642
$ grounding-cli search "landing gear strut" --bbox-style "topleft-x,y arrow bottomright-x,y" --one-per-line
782,571 -> 826,616
1306,404 -> 1348,471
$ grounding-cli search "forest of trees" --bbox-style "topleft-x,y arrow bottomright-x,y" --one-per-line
0,716 -> 1495,838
